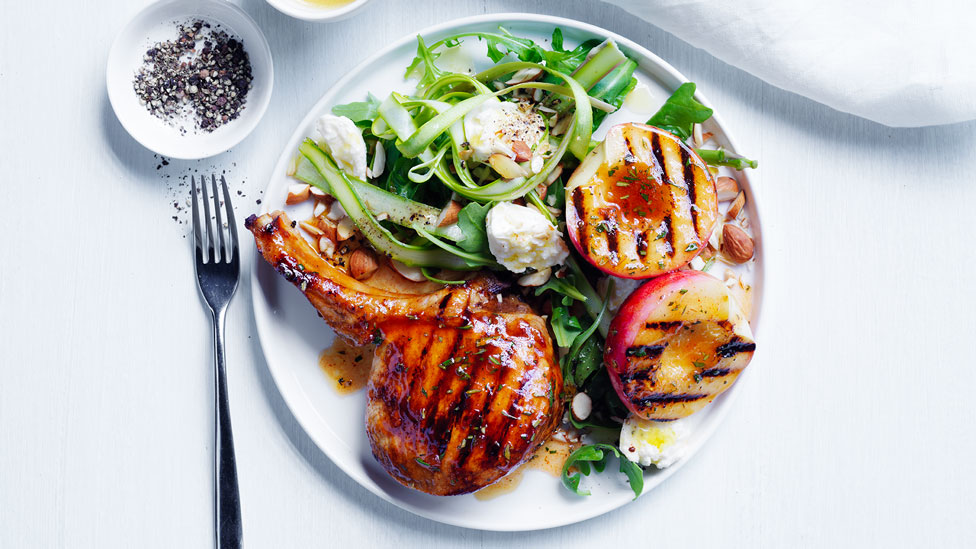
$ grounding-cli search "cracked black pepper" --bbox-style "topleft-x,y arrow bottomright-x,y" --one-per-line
133,20 -> 253,133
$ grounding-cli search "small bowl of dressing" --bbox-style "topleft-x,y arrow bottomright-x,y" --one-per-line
266,0 -> 372,22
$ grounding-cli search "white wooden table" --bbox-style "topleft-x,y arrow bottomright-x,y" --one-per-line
2,0 -> 975,547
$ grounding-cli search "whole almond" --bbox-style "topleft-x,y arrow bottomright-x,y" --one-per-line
349,248 -> 379,280
721,224 -> 754,263
725,190 -> 745,220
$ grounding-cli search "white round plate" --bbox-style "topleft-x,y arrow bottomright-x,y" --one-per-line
251,13 -> 764,531
106,0 -> 273,159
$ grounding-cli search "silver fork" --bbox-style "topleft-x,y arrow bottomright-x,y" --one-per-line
191,175 -> 243,549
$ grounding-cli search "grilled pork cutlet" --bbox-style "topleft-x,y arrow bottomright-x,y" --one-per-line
246,212 -> 563,495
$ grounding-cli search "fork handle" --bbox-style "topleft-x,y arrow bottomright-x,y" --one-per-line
213,310 -> 243,548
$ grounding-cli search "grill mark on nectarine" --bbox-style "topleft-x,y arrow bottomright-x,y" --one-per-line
606,223 -> 618,256
636,231 -> 648,259
649,132 -> 668,183
680,147 -> 698,233
700,368 -> 732,378
663,215 -> 675,257
636,392 -> 708,406
625,344 -> 665,358
644,321 -> 682,331
716,338 -> 756,358
571,187 -> 588,253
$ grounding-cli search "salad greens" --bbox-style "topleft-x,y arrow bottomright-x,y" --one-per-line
646,82 -> 712,140
292,24 -> 758,498
562,443 -> 644,498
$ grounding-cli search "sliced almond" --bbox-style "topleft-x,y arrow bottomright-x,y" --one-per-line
725,190 -> 745,220
571,392 -> 593,421
551,116 -> 572,136
535,182 -> 548,199
699,244 -> 716,260
505,67 -> 544,85
299,220 -> 324,237
391,259 -> 426,282
511,140 -> 532,162
286,155 -> 300,177
369,140 -> 386,179
489,153 -> 527,179
457,148 -> 473,162
318,236 -> 335,257
349,248 -> 379,280
721,223 -> 754,263
286,184 -> 311,205
312,201 -> 327,217
336,217 -> 356,241
517,267 -> 551,287
438,200 -> 462,227
693,123 -> 704,148
532,88 -> 544,102
716,176 -> 740,202
545,164 -> 564,186
530,154 -> 544,174
326,201 -> 347,221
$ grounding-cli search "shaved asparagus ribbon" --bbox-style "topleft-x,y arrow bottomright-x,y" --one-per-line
378,62 -> 592,203
299,140 -> 494,270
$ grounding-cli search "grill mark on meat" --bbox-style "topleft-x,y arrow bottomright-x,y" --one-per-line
451,349 -> 486,468
425,330 -> 466,437
680,146 -> 698,233
481,321 -> 530,461
572,187 -> 588,253
466,319 -> 512,467
716,338 -> 757,358
438,294 -> 451,311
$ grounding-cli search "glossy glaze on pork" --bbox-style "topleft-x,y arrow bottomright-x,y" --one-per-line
246,212 -> 563,495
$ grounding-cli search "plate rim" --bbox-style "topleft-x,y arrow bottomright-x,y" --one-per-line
248,12 -> 765,531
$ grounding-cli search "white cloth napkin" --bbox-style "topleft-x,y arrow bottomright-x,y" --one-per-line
603,0 -> 976,127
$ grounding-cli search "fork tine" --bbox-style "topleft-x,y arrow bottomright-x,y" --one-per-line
220,175 -> 239,263
201,173 -> 216,263
212,174 -> 227,263
191,176 -> 204,261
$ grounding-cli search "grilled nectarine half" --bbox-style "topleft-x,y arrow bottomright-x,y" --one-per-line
565,123 -> 718,278
604,270 -> 754,420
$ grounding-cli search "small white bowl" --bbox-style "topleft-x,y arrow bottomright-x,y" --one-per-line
107,0 -> 273,159
265,0 -> 371,22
